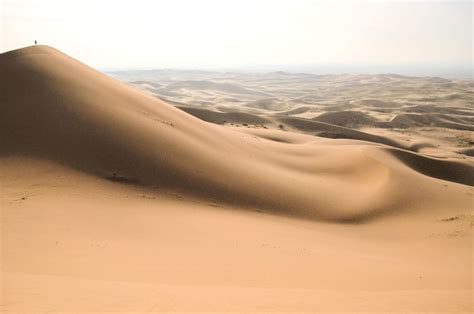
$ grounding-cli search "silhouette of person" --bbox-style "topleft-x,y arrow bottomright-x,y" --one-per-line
35,40 -> 37,45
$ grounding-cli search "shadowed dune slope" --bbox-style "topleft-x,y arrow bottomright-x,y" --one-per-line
385,148 -> 474,186
277,116 -> 404,149
1,46 -> 472,221
389,113 -> 474,131
313,111 -> 379,128
177,106 -> 270,125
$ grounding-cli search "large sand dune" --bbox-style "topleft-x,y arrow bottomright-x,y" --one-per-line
1,46 -> 473,312
2,45 -> 472,220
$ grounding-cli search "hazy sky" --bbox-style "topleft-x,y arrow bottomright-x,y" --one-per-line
1,0 -> 472,72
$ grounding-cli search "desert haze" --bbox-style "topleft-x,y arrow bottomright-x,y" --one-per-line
1,45 -> 473,312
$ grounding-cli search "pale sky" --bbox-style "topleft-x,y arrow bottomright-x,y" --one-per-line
1,0 -> 472,73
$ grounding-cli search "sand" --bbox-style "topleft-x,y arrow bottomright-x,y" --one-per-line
117,67 -> 474,159
1,45 -> 473,312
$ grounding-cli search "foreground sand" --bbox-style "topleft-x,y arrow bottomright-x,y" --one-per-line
1,46 -> 473,312
2,157 -> 472,312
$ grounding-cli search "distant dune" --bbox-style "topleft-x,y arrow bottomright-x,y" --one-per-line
1,46 -> 473,312
355,99 -> 401,108
160,80 -> 269,97
403,104 -> 473,116
119,68 -> 474,158
244,98 -> 292,111
313,111 -> 379,128
389,113 -> 474,131
177,106 -> 271,125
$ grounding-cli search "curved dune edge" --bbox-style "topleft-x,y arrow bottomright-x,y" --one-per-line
1,45 -> 472,222
2,156 -> 472,312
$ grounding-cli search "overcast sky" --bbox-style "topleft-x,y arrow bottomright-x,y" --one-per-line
1,0 -> 472,74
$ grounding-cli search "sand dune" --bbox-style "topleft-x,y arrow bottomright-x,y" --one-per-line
278,105 -> 315,115
3,157 -> 472,312
277,116 -> 406,150
1,46 -> 473,312
244,98 -> 292,111
458,148 -> 474,157
177,106 -> 271,125
403,104 -> 473,116
313,110 -> 379,128
2,45 -> 472,221
117,67 -> 474,161
355,98 -> 402,108
160,80 -> 269,97
389,113 -> 474,131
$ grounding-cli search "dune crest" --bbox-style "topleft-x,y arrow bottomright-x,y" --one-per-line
1,45 -> 472,221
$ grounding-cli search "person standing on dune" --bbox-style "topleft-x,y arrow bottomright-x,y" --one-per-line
35,40 -> 37,45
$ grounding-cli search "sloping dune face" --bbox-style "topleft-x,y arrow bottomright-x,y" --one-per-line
1,46 -> 472,221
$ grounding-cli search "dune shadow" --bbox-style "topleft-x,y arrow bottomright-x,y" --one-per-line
386,148 -> 474,186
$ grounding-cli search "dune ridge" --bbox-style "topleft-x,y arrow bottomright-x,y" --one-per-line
1,46 -> 472,222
